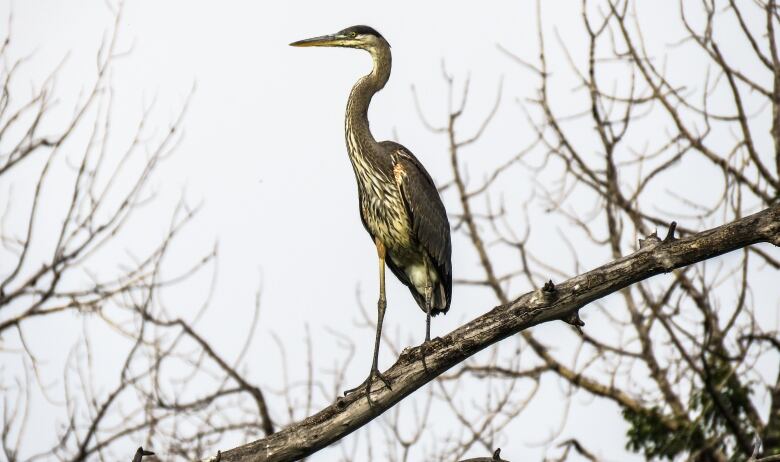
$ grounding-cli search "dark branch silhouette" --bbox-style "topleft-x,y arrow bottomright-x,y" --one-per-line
214,206 -> 780,461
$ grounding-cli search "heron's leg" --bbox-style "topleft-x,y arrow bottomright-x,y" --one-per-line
418,282 -> 432,373
370,239 -> 391,387
424,284 -> 432,343
344,239 -> 391,397
419,260 -> 433,373
423,256 -> 433,343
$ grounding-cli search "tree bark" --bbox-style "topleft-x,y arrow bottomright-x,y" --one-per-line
213,205 -> 780,462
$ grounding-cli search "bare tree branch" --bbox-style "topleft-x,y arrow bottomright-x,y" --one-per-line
214,205 -> 780,462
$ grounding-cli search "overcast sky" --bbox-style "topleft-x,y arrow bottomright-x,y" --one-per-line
3,1 -> 777,460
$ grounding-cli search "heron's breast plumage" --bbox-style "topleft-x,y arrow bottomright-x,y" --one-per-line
347,131 -> 411,249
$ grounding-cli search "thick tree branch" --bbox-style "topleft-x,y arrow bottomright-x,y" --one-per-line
214,206 -> 779,462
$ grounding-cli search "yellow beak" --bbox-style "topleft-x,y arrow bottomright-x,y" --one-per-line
289,34 -> 343,47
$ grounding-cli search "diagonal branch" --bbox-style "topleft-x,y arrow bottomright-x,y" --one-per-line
214,205 -> 780,462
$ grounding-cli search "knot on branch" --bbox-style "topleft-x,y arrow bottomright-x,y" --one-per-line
456,447 -> 508,462
132,447 -> 155,462
564,311 -> 585,335
638,231 -> 661,249
664,221 -> 677,242
638,222 -> 676,249
541,280 -> 557,301
531,280 -> 557,306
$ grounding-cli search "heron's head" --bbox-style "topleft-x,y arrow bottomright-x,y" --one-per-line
290,25 -> 389,52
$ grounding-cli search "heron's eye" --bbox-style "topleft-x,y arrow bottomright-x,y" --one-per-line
348,31 -> 357,38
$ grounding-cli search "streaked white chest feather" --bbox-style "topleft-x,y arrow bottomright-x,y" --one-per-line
346,129 -> 411,247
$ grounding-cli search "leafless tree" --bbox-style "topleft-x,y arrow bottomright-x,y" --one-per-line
2,1 -> 780,462
210,0 -> 780,460
409,0 -> 780,460
0,4 -> 281,461
215,0 -> 780,460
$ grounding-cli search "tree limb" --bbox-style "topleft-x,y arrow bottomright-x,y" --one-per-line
213,205 -> 780,462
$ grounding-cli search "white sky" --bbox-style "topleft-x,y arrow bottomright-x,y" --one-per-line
2,0 -> 777,461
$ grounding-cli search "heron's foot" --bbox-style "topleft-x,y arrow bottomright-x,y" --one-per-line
343,367 -> 392,397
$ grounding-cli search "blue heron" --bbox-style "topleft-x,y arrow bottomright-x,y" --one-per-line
291,25 -> 452,395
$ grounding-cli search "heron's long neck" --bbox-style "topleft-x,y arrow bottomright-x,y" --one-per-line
345,46 -> 391,163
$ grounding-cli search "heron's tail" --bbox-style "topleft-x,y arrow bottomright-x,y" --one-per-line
410,280 -> 450,316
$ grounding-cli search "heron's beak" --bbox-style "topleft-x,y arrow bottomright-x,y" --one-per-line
289,34 -> 343,47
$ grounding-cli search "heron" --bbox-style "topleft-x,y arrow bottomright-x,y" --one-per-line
290,25 -> 452,395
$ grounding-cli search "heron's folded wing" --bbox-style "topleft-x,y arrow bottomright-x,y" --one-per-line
386,143 -> 452,294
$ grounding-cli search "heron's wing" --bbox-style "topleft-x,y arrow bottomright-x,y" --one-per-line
383,141 -> 452,310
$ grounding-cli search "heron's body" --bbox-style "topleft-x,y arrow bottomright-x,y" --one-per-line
341,29 -> 451,315
291,25 -> 451,394
351,140 -> 450,314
